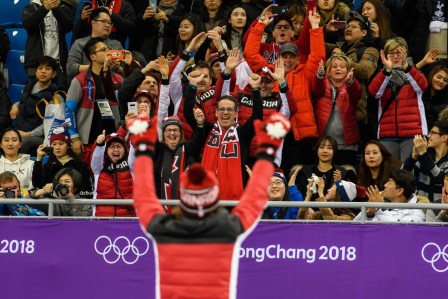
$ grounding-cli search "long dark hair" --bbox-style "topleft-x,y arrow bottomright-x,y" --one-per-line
314,135 -> 338,164
47,145 -> 85,169
358,140 -> 402,189
221,6 -> 249,50
360,0 -> 393,40
176,14 -> 204,55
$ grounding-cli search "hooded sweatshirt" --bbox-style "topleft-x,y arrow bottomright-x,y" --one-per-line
0,154 -> 35,191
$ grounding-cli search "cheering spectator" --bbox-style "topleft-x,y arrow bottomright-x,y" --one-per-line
91,131 -> 135,217
368,37 -> 428,161
313,55 -> 361,166
354,169 -> 426,222
402,121 -> 448,220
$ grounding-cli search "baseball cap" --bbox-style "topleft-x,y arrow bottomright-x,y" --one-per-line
280,43 -> 299,56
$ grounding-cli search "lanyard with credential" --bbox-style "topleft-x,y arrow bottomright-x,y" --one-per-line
88,80 -> 94,103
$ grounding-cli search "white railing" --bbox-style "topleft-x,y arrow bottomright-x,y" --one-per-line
1,198 -> 447,225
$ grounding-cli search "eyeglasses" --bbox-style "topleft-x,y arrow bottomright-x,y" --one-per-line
274,25 -> 292,30
217,107 -> 236,113
429,130 -> 443,135
165,129 -> 180,134
270,180 -> 284,187
388,51 -> 402,57
108,144 -> 124,150
93,46 -> 108,54
345,25 -> 361,30
95,19 -> 112,26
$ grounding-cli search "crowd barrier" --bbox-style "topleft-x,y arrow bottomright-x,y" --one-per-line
0,218 -> 446,299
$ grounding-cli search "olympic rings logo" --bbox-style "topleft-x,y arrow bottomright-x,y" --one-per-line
94,236 -> 150,265
421,242 -> 448,273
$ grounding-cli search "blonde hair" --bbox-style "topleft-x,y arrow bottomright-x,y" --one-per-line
325,54 -> 353,75
384,37 -> 408,55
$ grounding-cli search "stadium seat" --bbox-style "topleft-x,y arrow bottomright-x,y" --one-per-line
8,83 -> 25,104
0,0 -> 29,28
5,28 -> 27,51
6,50 -> 28,85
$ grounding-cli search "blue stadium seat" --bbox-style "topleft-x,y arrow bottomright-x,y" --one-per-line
6,50 -> 28,85
8,83 -> 25,104
5,28 -> 27,50
0,0 -> 29,28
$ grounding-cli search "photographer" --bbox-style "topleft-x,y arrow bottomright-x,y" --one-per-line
31,133 -> 93,199
0,172 -> 45,216
29,168 -> 92,217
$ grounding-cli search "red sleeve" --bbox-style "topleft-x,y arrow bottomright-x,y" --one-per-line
244,22 -> 273,72
367,71 -> 387,96
311,76 -> 326,99
243,18 -> 259,45
231,159 -> 274,231
133,155 -> 166,228
293,0 -> 317,65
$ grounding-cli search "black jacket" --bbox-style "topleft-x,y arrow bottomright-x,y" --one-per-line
22,0 -> 73,73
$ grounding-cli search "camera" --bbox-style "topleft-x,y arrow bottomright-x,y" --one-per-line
272,6 -> 288,15
82,1 -> 92,9
43,147 -> 53,156
53,183 -> 70,197
1,188 -> 16,198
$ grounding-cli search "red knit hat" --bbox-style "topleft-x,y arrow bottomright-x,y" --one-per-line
50,133 -> 71,146
179,163 -> 220,217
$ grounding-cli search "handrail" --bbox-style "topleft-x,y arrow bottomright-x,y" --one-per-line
2,198 -> 447,223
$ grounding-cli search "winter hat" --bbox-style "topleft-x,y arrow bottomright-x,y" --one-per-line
105,133 -> 126,149
179,163 -> 220,217
256,66 -> 274,82
161,116 -> 183,132
209,52 -> 219,67
344,11 -> 372,33
335,180 -> 366,202
133,90 -> 156,103
273,169 -> 287,186
50,133 -> 71,146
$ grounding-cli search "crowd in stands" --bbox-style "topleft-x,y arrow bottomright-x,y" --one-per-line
0,0 -> 447,222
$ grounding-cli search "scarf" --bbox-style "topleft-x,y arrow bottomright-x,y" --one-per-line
201,122 -> 243,200
160,144 -> 185,199
93,0 -> 122,33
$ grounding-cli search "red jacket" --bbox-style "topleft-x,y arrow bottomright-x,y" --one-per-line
314,77 -> 361,145
368,67 -> 428,138
133,156 -> 273,299
95,159 -> 135,217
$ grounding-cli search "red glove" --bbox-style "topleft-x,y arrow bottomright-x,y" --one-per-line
255,112 -> 290,161
127,114 -> 158,156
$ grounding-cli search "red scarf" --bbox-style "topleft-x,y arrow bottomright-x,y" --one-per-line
92,0 -> 122,33
201,123 -> 243,200
161,145 -> 185,200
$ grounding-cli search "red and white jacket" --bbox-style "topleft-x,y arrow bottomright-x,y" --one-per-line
313,77 -> 361,145
368,67 -> 428,139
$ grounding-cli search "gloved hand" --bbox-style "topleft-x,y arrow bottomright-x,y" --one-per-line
127,114 -> 158,156
255,112 -> 290,161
